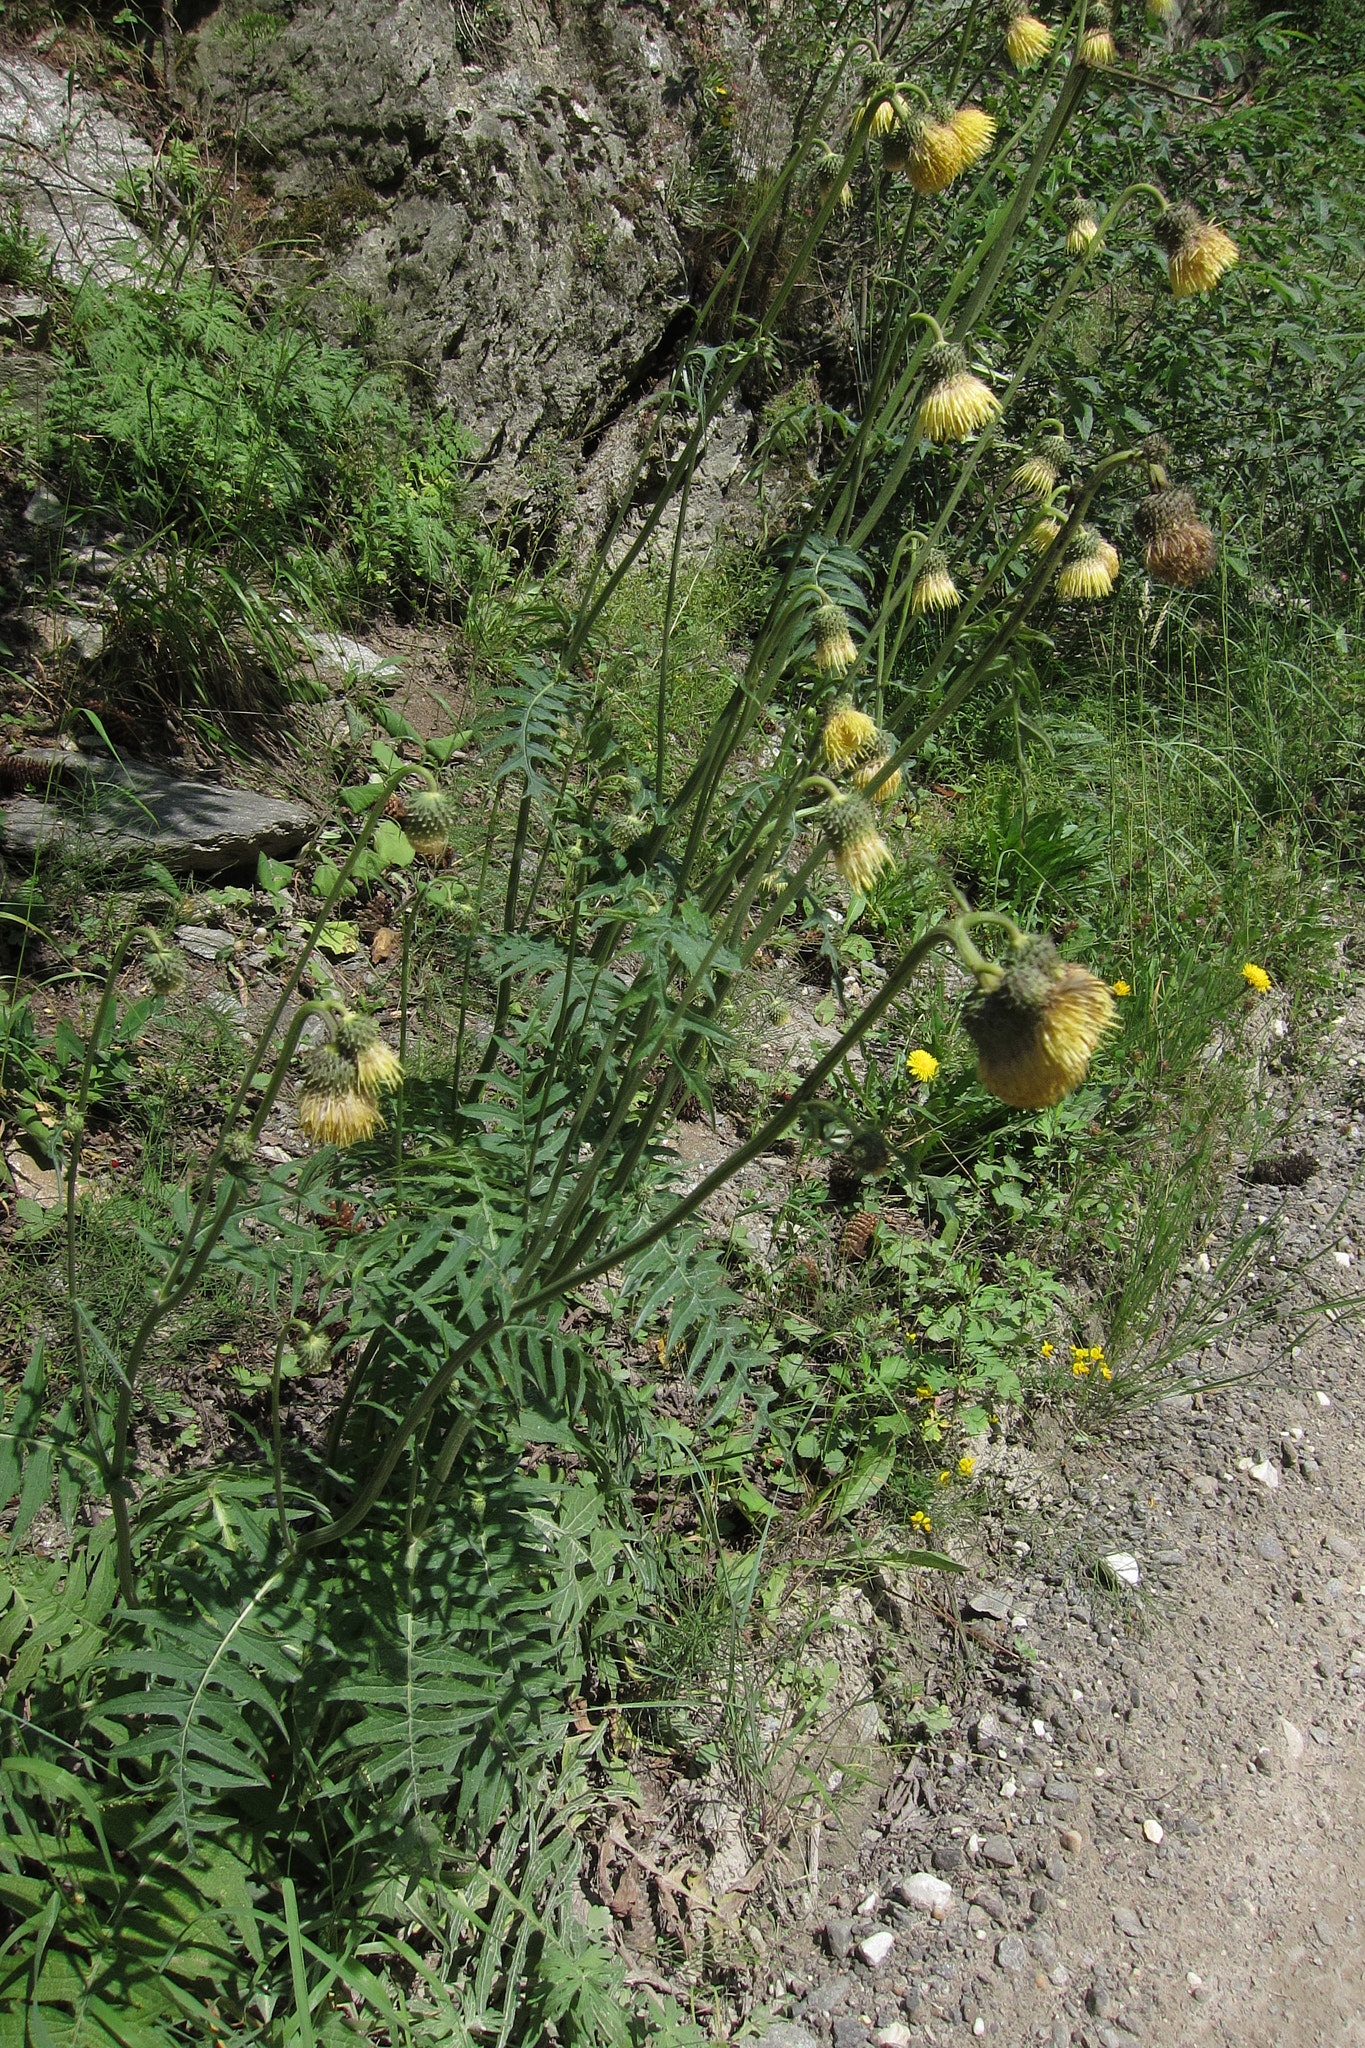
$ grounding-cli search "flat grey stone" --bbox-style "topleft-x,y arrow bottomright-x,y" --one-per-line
301,628 -> 399,680
19,605 -> 105,662
1,748 -> 312,873
966,1588 -> 1013,1621
800,1974 -> 854,2016
980,1833 -> 1017,1870
177,925 -> 235,960
758,2028 -> 822,2048
996,1933 -> 1028,1973
1255,1532 -> 1286,1563
1043,1777 -> 1081,1804
1113,1907 -> 1145,1940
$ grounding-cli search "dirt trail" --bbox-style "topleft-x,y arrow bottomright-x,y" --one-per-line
759,983 -> 1365,2048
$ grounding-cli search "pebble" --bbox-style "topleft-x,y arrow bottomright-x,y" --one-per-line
760,2028 -> 822,2048
981,1834 -> 1017,1870
1113,1906 -> 1145,1940
858,1930 -> 895,1969
1142,1818 -> 1164,1844
1249,1460 -> 1280,1490
873,2029 -> 912,2048
1255,1532 -> 1286,1563
1044,1778 -> 1082,1804
802,1976 -> 854,2015
823,1917 -> 854,1960
1058,1827 -> 1085,1851
1101,1551 -> 1140,1587
896,1873 -> 955,1915
996,1933 -> 1028,1973
967,1589 -> 1013,1621
1283,1720 -> 1306,1760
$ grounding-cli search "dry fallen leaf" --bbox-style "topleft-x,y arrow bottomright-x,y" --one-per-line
371,926 -> 401,965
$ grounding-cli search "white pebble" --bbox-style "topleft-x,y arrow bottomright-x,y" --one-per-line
1001,1777 -> 1017,1799
1143,1817 -> 1164,1844
897,1873 -> 955,1915
857,1891 -> 879,1916
1187,1972 -> 1203,1990
1316,1391 -> 1332,1407
1102,1551 -> 1141,1587
974,2020 -> 986,2037
1249,1460 -> 1280,1490
1283,1720 -> 1305,1760
1032,1718 -> 1048,1737
858,1930 -> 895,1969
1334,1250 -> 1353,1268
874,2028 -> 913,2048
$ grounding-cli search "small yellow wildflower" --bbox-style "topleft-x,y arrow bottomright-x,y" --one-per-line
1242,962 -> 1271,992
1112,980 -> 1131,997
1100,1364 -> 1113,1380
908,1048 -> 940,1082
1072,1360 -> 1090,1377
916,1385 -> 934,1400
1090,1346 -> 1105,1362
1041,1341 -> 1054,1357
938,1469 -> 951,1485
1071,1345 -> 1087,1360
958,1456 -> 976,1476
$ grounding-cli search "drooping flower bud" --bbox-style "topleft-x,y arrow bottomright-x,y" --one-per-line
964,937 -> 1117,1108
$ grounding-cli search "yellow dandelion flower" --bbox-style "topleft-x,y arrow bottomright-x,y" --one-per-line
1112,980 -> 1131,997
1155,202 -> 1239,298
817,793 -> 895,893
821,694 -> 878,770
894,113 -> 967,194
1242,962 -> 1271,992
964,936 -> 1118,1110
1003,0 -> 1053,69
908,1048 -> 940,1082
915,342 -> 1000,444
958,1455 -> 976,1476
911,548 -> 962,614
812,603 -> 859,678
1064,201 -> 1100,254
1056,527 -> 1117,601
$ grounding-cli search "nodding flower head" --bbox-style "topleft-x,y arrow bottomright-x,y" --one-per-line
821,694 -> 878,770
815,142 -> 855,210
915,342 -> 1001,444
893,105 -> 993,193
1025,513 -> 1064,554
296,1044 -> 385,1148
144,937 -> 187,996
1135,486 -> 1217,586
1079,3 -> 1117,64
964,936 -> 1117,1109
1061,193 -> 1099,254
1001,0 -> 1053,69
1056,525 -> 1118,600
334,1009 -> 403,1097
910,548 -> 962,615
812,603 -> 859,678
1011,431 -> 1070,500
1154,200 -> 1239,298
404,784 -> 458,861
851,731 -> 903,804
817,792 -> 895,893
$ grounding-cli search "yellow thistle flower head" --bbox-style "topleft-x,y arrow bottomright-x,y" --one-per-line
1060,193 -> 1099,254
1056,526 -> 1117,601
1135,486 -> 1217,586
1025,514 -> 1063,555
1155,201 -> 1239,298
812,602 -> 859,678
814,143 -> 855,211
885,110 -> 955,194
963,935 -> 1118,1109
1002,0 -> 1053,69
910,547 -> 962,614
851,732 -> 903,804
144,939 -> 188,996
1242,961 -> 1271,992
821,693 -> 878,769
1096,536 -> 1121,582
948,105 -> 997,170
297,1045 -> 385,1148
1079,3 -> 1117,64
817,792 -> 895,893
915,342 -> 1001,444
1011,431 -> 1069,501
858,64 -> 898,137
335,1010 -> 403,1097
405,784 -> 458,862
907,1048 -> 939,1082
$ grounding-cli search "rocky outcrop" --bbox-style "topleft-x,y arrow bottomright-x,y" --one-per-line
187,0 -> 699,516
0,57 -> 156,284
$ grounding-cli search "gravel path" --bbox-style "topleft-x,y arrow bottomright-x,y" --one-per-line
755,987 -> 1365,2048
